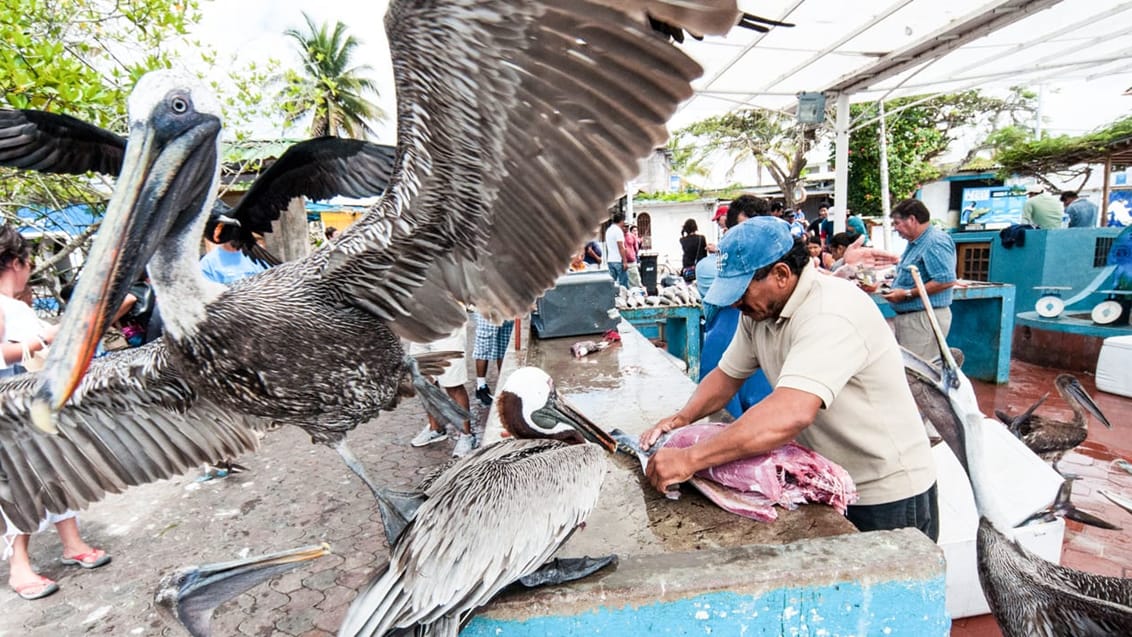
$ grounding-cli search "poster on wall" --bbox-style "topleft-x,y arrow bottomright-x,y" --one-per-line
1107,189 -> 1132,227
959,186 -> 1028,230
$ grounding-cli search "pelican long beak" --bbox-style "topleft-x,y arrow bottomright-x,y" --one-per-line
158,544 -> 330,637
1065,379 -> 1112,429
534,393 -> 620,452
31,114 -> 220,428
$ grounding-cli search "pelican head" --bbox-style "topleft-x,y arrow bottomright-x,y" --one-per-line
155,544 -> 330,637
1055,374 -> 1112,428
34,71 -> 222,421
496,367 -> 617,451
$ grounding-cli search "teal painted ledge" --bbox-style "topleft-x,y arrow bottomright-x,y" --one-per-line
466,529 -> 949,636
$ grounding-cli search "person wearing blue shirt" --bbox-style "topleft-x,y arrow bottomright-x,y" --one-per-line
200,217 -> 269,286
1060,191 -> 1098,228
880,198 -> 957,362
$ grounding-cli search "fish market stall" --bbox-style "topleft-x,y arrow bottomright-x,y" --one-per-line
469,319 -> 949,635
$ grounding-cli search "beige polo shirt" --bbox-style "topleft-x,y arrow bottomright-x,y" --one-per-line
718,265 -> 936,505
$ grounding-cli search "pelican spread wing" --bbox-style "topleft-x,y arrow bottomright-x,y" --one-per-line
341,439 -> 607,636
0,108 -> 126,175
322,0 -> 739,342
0,341 -> 261,533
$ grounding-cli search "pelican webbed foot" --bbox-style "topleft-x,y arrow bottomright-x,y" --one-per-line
516,555 -> 619,588
333,439 -> 427,545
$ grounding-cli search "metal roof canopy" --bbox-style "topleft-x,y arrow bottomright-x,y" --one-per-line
674,0 -> 1132,235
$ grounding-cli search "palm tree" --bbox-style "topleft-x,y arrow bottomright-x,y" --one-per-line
281,13 -> 385,138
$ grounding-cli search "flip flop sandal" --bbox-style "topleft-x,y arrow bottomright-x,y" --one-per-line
12,576 -> 58,600
60,549 -> 111,569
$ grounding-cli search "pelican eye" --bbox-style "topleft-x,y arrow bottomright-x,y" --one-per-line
170,96 -> 189,114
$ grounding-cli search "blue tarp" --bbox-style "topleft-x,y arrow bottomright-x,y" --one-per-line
16,204 -> 100,236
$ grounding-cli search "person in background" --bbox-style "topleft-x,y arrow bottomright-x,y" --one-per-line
679,218 -> 708,282
1061,191 -> 1098,228
712,204 -> 729,233
472,311 -> 514,408
846,209 -> 869,245
604,211 -> 629,288
1021,186 -> 1064,230
0,225 -> 110,601
625,224 -> 642,288
641,217 -> 938,541
200,217 -> 269,286
807,205 -> 827,239
822,231 -> 861,271
324,226 -> 339,242
880,198 -> 957,362
789,210 -> 808,238
806,236 -> 824,269
408,323 -> 476,458
569,252 -> 587,272
583,236 -> 603,266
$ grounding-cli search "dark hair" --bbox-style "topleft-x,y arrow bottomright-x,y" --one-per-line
807,236 -> 822,246
628,224 -> 637,232
325,226 -> 339,240
0,225 -> 31,272
681,218 -> 698,236
611,211 -> 626,224
829,231 -> 860,250
204,217 -> 240,244
730,194 -> 771,218
1059,191 -> 1078,202
891,198 -> 931,223
751,238 -> 809,281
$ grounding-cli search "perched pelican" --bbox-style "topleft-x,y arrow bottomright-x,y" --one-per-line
155,544 -> 330,637
906,266 -> 1132,636
995,374 -> 1113,474
340,367 -> 620,637
0,1 -> 742,541
0,107 -> 396,267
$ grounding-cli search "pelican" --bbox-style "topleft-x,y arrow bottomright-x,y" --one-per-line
906,266 -> 1132,636
0,107 -> 396,267
0,1 -> 741,541
995,374 -> 1113,474
340,366 -> 620,637
155,544 -> 330,637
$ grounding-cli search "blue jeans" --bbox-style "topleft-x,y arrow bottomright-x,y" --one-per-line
607,263 -> 628,288
846,483 -> 939,542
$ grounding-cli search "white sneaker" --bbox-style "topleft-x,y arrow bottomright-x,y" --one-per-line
452,433 -> 476,458
411,426 -> 448,447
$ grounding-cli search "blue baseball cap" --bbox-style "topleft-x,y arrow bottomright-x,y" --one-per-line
703,217 -> 796,307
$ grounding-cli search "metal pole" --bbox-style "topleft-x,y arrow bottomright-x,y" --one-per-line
834,92 -> 850,234
625,181 -> 635,223
1102,155 -> 1112,227
877,98 -> 892,250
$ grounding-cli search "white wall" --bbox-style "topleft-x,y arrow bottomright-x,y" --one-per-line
632,199 -> 720,272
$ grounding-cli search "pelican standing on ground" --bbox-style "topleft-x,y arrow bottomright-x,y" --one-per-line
905,266 -> 1132,636
995,374 -> 1113,474
0,1 -> 743,539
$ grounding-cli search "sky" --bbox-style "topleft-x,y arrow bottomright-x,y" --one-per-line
190,0 -> 1131,145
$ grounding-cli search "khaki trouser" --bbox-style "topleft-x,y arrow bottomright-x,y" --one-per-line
893,306 -> 952,363
626,262 -> 642,288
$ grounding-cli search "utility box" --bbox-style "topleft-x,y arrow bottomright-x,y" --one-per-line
531,271 -> 618,339
1096,334 -> 1132,397
639,251 -> 659,295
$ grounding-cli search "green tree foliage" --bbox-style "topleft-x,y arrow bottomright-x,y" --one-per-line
841,89 -> 1035,216
671,108 -> 821,209
279,13 -> 384,138
991,115 -> 1132,189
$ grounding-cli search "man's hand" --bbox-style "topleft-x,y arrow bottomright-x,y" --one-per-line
645,446 -> 695,494
843,238 -> 898,270
640,412 -> 688,450
880,288 -> 914,304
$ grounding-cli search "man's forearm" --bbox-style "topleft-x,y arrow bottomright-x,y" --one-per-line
685,387 -> 819,471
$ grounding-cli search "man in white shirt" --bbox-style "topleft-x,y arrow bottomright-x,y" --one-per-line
604,211 -> 628,288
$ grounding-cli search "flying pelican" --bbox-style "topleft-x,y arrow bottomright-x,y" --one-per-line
155,544 -> 330,637
0,1 -> 741,540
340,366 -> 620,637
0,107 -> 396,267
995,374 -> 1113,474
906,266 -> 1132,636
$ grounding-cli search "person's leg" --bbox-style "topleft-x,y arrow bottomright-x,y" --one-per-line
445,385 -> 472,434
55,517 -> 99,560
7,534 -> 46,591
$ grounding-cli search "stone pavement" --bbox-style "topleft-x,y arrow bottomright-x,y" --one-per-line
0,346 -> 496,637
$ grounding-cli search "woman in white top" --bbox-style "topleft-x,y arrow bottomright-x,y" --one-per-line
0,225 -> 110,600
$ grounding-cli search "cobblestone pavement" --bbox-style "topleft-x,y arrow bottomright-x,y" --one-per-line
0,344 -> 496,637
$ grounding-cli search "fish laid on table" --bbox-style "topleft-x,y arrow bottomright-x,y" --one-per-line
0,0 -> 743,540
613,424 -> 858,522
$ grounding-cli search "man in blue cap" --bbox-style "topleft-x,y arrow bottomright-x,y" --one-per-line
640,217 -> 939,540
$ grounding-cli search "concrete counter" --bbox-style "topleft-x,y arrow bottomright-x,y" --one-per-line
469,318 -> 949,634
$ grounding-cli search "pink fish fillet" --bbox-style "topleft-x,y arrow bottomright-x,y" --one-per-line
664,423 -> 859,523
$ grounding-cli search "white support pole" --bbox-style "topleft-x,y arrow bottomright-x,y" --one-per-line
834,92 -> 850,234
877,98 -> 892,251
625,181 -> 635,222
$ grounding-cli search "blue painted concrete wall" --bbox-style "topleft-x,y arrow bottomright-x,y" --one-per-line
954,228 -> 1123,313
464,577 -> 949,636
